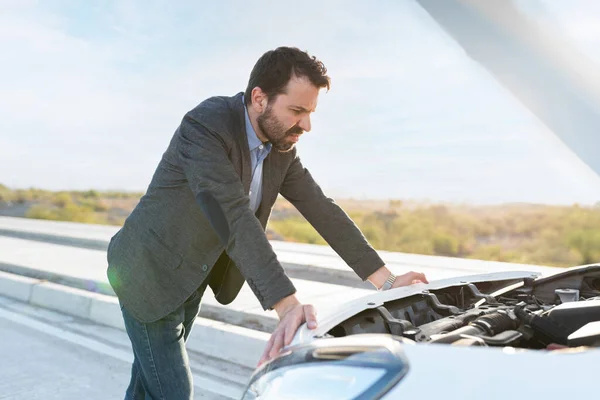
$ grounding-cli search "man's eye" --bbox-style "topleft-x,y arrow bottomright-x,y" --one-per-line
292,109 -> 302,114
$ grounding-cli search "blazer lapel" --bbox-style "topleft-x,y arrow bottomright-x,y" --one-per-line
231,93 -> 252,194
256,150 -> 281,221
239,135 -> 252,195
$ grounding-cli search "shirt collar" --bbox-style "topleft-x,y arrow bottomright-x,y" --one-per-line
243,96 -> 270,152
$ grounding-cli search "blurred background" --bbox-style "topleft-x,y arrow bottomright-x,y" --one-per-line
2,0 -> 600,268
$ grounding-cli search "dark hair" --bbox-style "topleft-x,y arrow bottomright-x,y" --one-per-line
244,46 -> 330,105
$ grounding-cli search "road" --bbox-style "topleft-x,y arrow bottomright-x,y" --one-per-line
0,295 -> 244,400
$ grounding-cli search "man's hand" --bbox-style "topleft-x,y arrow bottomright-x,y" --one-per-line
391,270 -> 429,287
257,295 -> 317,368
368,266 -> 429,289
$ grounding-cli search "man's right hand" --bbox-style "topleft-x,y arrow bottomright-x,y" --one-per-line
257,295 -> 317,367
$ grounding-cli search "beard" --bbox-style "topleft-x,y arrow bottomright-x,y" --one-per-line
257,104 -> 303,152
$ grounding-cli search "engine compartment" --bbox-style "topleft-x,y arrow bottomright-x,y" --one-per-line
327,265 -> 600,350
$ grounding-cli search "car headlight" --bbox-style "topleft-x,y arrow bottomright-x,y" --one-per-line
241,334 -> 410,400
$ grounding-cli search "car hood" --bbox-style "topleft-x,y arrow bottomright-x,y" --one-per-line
292,270 -> 545,346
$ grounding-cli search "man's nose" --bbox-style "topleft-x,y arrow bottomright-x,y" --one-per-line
298,115 -> 311,133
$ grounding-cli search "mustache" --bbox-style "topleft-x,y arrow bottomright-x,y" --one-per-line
286,126 -> 304,135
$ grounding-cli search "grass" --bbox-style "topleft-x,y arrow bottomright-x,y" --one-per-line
2,184 -> 599,267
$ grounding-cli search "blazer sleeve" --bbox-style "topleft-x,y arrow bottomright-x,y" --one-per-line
279,153 -> 385,281
176,111 -> 296,310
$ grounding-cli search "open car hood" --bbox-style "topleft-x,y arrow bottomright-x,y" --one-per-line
292,270 -> 542,345
292,264 -> 600,347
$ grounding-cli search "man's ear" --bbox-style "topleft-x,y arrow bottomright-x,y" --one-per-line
251,87 -> 267,112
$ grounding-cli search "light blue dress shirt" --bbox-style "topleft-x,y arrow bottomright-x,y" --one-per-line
244,102 -> 272,213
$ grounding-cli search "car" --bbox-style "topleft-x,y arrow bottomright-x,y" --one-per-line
241,265 -> 600,399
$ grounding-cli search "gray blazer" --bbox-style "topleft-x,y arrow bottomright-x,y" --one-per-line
107,92 -> 384,323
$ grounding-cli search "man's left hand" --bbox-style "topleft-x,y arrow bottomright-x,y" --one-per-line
367,266 -> 429,290
392,270 -> 429,287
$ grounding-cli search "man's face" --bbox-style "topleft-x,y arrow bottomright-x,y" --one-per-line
256,76 -> 319,152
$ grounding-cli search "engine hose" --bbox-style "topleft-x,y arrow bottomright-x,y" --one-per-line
471,311 -> 516,336
430,311 -> 516,344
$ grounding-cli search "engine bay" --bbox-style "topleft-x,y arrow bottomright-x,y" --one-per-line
327,265 -> 600,350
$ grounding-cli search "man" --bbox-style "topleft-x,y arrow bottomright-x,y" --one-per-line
107,46 -> 428,399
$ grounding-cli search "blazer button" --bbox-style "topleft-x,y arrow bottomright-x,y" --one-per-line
202,264 -> 208,272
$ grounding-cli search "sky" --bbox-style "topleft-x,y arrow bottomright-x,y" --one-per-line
1,0 -> 600,205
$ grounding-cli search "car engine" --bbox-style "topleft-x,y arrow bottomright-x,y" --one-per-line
327,265 -> 600,350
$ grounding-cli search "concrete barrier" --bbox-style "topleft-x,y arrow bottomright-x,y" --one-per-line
0,269 -> 268,370
0,270 -> 39,303
89,293 -> 126,331
0,216 -> 562,287
30,282 -> 98,319
188,317 -> 269,368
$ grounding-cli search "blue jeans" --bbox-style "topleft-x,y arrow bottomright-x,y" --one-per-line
120,282 -> 208,400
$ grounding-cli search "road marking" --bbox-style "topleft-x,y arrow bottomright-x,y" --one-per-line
0,306 -> 241,399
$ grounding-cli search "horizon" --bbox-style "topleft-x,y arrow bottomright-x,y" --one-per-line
2,182 -> 599,208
